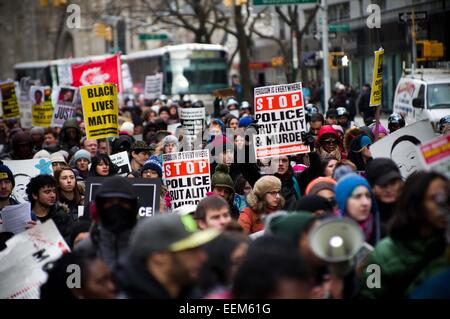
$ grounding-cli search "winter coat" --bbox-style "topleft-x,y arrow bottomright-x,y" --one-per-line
114,253 -> 203,299
75,225 -> 131,269
359,236 -> 446,299
34,203 -> 76,243
238,207 -> 263,234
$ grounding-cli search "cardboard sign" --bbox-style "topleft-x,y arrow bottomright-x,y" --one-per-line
180,107 -> 205,136
30,86 -> 53,127
19,100 -> 32,129
71,54 -> 123,92
85,177 -> 160,217
4,158 -> 53,204
0,81 -> 20,119
17,78 -> 35,128
370,120 -> 435,179
370,48 -> 384,107
81,83 -> 119,140
253,82 -> 309,159
110,151 -> 131,176
51,86 -> 78,128
144,73 -> 163,100
163,150 -> 211,209
417,134 -> 450,179
0,220 -> 70,299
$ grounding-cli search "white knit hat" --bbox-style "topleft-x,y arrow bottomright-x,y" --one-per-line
120,122 -> 134,136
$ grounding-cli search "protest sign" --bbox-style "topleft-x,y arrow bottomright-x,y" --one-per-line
417,133 -> 450,179
163,150 -> 211,209
167,123 -> 181,135
19,100 -> 32,128
51,86 -> 78,128
71,54 -> 123,92
110,151 -> 131,176
0,81 -> 20,119
180,107 -> 205,136
144,73 -> 163,100
370,120 -> 435,179
31,86 -> 53,127
17,78 -> 34,128
370,48 -> 384,107
253,82 -> 309,159
81,83 -> 119,140
0,202 -> 31,234
4,158 -> 53,203
0,220 -> 70,299
85,178 -> 160,217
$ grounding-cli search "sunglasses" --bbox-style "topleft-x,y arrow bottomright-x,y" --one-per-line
323,139 -> 338,145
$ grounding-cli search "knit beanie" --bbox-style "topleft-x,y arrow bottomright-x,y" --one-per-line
33,149 -> 51,159
305,177 -> 337,195
50,152 -> 67,164
73,149 -> 91,163
211,164 -> 234,193
30,127 -> 45,136
0,161 -> 15,187
335,173 -> 376,217
247,175 -> 282,208
268,212 -> 317,245
120,122 -> 135,136
162,135 -> 179,147
141,156 -> 163,177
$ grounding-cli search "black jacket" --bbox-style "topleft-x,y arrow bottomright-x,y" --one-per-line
35,203 -> 76,243
114,253 -> 203,299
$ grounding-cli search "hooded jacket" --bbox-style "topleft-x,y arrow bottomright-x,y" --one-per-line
317,125 -> 346,160
59,119 -> 82,152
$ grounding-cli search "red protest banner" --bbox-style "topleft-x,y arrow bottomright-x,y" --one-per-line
71,55 -> 123,92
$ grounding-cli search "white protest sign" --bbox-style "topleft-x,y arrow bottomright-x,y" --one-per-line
51,86 -> 78,128
163,150 -> 211,209
0,220 -> 70,299
180,107 -> 205,136
16,78 -> 34,128
370,120 -> 436,179
4,159 -> 53,203
167,123 -> 181,135
253,82 -> 309,159
417,133 -> 450,179
110,151 -> 131,176
144,73 -> 163,100
0,202 -> 31,234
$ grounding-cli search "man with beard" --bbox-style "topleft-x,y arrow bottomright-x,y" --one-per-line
114,214 -> 219,298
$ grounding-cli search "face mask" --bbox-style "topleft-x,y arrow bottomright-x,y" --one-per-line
99,203 -> 137,234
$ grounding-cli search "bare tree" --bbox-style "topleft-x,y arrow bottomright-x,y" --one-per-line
140,0 -> 227,44
251,4 -> 320,83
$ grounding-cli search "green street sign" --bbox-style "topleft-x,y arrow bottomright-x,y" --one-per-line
253,0 -> 317,5
139,33 -> 169,41
329,24 -> 350,32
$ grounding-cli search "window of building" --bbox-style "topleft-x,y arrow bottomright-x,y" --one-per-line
328,2 -> 350,23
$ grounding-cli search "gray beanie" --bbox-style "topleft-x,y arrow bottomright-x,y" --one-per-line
162,135 -> 179,147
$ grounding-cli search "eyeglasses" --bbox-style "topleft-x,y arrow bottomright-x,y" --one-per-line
267,190 -> 281,196
323,139 -> 337,145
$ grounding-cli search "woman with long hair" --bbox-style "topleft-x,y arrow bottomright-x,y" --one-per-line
89,154 -> 118,177
360,171 -> 449,299
54,167 -> 84,221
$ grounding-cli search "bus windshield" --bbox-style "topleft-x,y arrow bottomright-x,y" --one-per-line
164,52 -> 228,95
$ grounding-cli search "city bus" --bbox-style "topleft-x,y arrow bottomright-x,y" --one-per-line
123,43 -> 229,100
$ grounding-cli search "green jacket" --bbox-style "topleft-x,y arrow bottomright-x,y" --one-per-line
359,236 -> 445,299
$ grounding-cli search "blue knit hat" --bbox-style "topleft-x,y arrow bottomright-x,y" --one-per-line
73,149 -> 91,163
335,173 -> 376,217
210,118 -> 225,133
238,116 -> 253,128
141,156 -> 163,177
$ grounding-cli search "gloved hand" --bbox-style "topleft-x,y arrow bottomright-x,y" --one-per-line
301,131 -> 315,151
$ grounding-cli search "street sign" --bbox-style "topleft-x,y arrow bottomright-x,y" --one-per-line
329,24 -> 350,32
138,33 -> 169,41
253,0 -> 317,5
398,11 -> 427,24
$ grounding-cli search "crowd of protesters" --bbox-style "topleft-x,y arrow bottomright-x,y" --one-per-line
0,78 -> 449,300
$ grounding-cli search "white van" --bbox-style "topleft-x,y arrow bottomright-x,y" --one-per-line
393,68 -> 450,131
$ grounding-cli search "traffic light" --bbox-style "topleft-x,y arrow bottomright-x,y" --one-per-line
94,23 -> 113,42
329,52 -> 345,69
417,40 -> 444,62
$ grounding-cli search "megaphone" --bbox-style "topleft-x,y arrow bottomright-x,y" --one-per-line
309,217 -> 364,277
